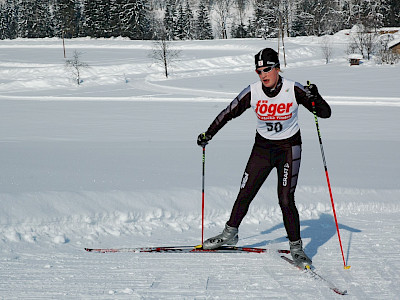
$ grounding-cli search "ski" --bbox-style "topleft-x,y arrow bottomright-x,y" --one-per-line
280,255 -> 347,296
85,245 -> 290,254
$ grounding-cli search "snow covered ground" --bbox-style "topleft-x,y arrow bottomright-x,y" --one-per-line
0,32 -> 399,299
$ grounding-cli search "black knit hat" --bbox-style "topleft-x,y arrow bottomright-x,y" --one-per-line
254,48 -> 280,69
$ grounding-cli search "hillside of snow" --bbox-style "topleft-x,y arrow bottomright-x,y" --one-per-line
0,32 -> 399,299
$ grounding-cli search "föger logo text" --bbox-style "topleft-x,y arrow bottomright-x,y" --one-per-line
255,100 -> 293,121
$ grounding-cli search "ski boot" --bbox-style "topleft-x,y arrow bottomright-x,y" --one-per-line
202,223 -> 238,250
289,239 -> 312,269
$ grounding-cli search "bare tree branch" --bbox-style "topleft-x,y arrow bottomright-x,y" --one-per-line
149,35 -> 181,78
65,50 -> 89,85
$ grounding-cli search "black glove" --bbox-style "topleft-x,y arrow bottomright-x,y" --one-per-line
304,81 -> 319,99
197,132 -> 212,147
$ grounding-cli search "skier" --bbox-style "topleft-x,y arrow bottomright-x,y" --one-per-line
197,48 -> 331,268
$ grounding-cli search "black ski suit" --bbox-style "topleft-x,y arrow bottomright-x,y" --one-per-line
205,76 -> 331,242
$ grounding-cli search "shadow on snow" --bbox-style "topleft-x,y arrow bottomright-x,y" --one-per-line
243,213 -> 361,263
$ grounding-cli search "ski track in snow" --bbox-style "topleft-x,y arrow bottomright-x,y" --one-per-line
1,33 -> 400,298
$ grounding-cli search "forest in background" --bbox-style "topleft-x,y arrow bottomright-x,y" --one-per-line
0,0 -> 399,41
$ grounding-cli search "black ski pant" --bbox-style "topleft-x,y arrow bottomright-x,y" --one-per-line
227,132 -> 302,242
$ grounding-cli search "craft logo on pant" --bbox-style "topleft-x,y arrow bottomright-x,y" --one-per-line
241,172 -> 249,189
283,163 -> 290,186
255,100 -> 293,121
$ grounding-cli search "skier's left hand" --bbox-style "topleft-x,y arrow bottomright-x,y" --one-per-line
197,132 -> 212,147
304,82 -> 319,99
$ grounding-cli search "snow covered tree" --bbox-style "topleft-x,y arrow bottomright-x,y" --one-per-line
65,50 -> 89,85
99,0 -> 112,38
53,0 -> 82,38
83,0 -> 112,38
128,0 -> 152,39
119,0 -> 136,39
15,0 -> 31,37
108,0 -> 122,38
1,0 -> 398,41
234,0 -> 249,28
0,3 -> 7,39
348,23 -> 379,60
0,0 -> 18,39
82,0 -> 98,37
231,0 -> 250,38
213,0 -> 233,39
196,0 -> 213,39
174,2 -> 195,40
119,0 -> 140,38
384,0 -> 400,26
251,0 -> 280,38
231,21 -> 248,38
375,34 -> 399,64
364,0 -> 387,30
252,0 -> 267,38
175,4 -> 185,40
182,0 -> 195,39
110,0 -> 153,40
163,0 -> 176,40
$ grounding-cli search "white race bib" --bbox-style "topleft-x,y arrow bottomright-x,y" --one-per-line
250,79 -> 299,140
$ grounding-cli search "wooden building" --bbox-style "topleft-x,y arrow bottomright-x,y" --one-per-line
389,40 -> 400,54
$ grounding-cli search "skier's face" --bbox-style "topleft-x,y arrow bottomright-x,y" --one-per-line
256,66 -> 280,89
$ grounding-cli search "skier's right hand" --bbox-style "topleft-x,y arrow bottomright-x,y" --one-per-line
197,132 -> 212,147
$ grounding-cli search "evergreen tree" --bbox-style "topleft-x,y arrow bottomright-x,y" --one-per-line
16,0 -> 31,37
83,0 -> 98,37
0,0 -> 18,39
53,0 -> 80,38
0,0 -> 397,41
252,0 -> 266,38
251,0 -> 277,39
119,0 -> 152,40
183,0 -> 194,40
99,0 -> 112,38
74,0 -> 85,37
83,0 -> 111,38
247,16 -> 256,38
175,4 -> 185,40
301,0 -> 336,36
15,0 -> 53,38
134,0 -> 152,39
323,3 -> 345,35
340,0 -> 352,29
0,3 -> 6,39
164,0 -> 175,40
231,21 -> 248,38
385,0 -> 400,26
196,0 -> 213,39
109,0 -> 121,37
119,0 -> 136,38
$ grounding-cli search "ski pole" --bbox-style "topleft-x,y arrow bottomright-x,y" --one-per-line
201,145 -> 206,245
308,81 -> 350,270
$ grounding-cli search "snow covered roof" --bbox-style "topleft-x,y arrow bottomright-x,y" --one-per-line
388,39 -> 400,49
348,54 -> 363,60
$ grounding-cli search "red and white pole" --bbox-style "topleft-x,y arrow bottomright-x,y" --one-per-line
310,90 -> 350,270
